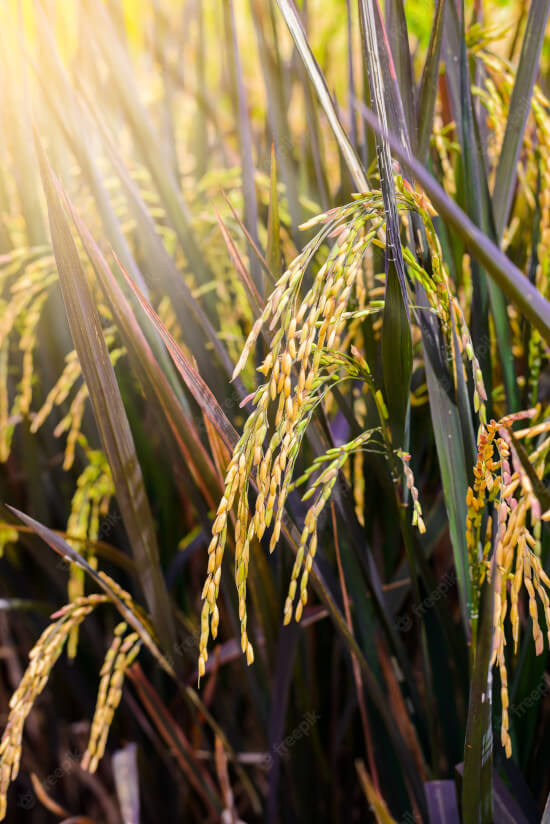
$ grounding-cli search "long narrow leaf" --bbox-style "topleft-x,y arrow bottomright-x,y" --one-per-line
385,0 -> 415,144
225,0 -> 263,295
79,86 -> 238,386
275,0 -> 368,192
126,666 -> 223,815
53,177 -> 221,510
462,567 -> 496,824
358,0 -> 412,445
6,506 -> 174,675
266,145 -> 282,277
82,0 -> 213,286
353,100 -> 550,343
493,0 -> 550,239
419,292 -> 472,631
249,0 -> 303,231
444,0 -> 519,409
25,9 -> 193,409
417,0 -> 447,162
35,139 -> 177,656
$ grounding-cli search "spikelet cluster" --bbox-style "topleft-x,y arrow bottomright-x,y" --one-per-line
472,72 -> 507,175
0,595 -> 107,820
466,419 -> 509,614
31,329 -> 126,470
397,450 -> 426,534
475,46 -> 550,405
284,428 -> 387,624
466,21 -> 509,55
66,446 -> 115,658
528,94 -> 550,402
82,622 -> 141,773
198,197 -> 388,678
66,447 -> 114,558
466,410 -> 550,757
431,116 -> 458,196
96,570 -> 159,643
198,192 -> 457,679
397,181 -> 488,423
0,248 -> 57,460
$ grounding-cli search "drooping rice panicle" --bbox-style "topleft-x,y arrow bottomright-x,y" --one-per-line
0,595 -> 108,819
82,623 -> 141,773
198,191 -> 474,678
466,408 -> 550,757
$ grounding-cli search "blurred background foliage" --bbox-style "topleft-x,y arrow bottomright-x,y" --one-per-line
1,0 -> 550,822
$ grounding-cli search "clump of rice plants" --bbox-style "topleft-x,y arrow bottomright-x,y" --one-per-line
198,186 -> 486,677
1,1 -> 550,822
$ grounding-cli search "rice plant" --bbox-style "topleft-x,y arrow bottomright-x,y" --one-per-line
1,1 -> 550,822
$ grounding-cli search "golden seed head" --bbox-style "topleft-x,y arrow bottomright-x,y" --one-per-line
246,642 -> 254,665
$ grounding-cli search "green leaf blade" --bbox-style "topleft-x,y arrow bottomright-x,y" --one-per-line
383,258 -> 412,447
36,138 -> 177,658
